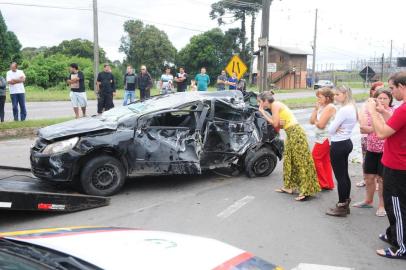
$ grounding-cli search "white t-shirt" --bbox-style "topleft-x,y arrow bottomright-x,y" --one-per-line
328,104 -> 357,142
160,74 -> 173,90
6,69 -> 26,94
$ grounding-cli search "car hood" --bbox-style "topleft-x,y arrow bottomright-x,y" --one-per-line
0,227 -> 281,270
38,117 -> 118,141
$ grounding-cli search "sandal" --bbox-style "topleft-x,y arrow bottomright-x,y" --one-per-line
275,188 -> 293,194
376,247 -> 406,259
295,194 -> 308,201
356,181 -> 366,187
352,201 -> 373,208
376,208 -> 387,217
378,234 -> 391,245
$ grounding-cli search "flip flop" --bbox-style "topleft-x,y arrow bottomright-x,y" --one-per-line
376,209 -> 387,217
356,181 -> 366,187
352,201 -> 373,208
376,248 -> 406,260
295,195 -> 308,201
275,188 -> 293,194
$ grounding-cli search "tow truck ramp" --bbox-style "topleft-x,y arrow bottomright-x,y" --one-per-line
0,172 -> 110,212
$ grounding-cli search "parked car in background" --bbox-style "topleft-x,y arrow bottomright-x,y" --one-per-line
314,80 -> 334,89
31,91 -> 284,196
0,226 -> 284,270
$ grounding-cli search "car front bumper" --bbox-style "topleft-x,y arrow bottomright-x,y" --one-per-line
30,141 -> 82,182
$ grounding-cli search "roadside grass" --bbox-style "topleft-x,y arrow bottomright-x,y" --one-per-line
282,92 -> 369,108
0,117 -> 73,130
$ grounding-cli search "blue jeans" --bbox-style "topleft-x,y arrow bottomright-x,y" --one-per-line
123,90 -> 135,106
10,93 -> 27,121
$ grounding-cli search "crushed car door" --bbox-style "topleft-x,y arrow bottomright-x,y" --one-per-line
130,106 -> 206,175
200,100 -> 259,169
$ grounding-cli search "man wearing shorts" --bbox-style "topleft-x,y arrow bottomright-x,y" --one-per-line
67,63 -> 87,118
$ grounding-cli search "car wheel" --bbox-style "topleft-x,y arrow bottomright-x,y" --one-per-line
80,155 -> 125,196
244,148 -> 277,178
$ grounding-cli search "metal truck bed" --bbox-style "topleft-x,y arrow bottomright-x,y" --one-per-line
0,172 -> 110,212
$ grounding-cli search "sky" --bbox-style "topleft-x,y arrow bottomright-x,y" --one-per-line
1,0 -> 406,70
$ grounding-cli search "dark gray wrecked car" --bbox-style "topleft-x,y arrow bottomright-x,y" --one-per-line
30,91 -> 284,196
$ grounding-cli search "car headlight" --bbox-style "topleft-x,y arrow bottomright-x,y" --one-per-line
42,137 -> 79,155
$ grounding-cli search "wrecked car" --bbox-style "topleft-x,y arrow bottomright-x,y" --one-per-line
30,91 -> 284,196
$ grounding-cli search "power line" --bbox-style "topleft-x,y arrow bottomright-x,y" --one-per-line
0,2 -> 90,11
0,2 -> 206,33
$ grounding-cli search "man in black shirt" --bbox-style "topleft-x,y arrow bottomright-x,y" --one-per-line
174,67 -> 188,92
138,65 -> 153,101
96,64 -> 116,114
123,65 -> 137,105
67,63 -> 87,118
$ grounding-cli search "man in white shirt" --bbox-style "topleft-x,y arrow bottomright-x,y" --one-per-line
6,62 -> 27,121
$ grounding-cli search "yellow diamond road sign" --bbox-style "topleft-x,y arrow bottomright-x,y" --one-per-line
225,55 -> 248,80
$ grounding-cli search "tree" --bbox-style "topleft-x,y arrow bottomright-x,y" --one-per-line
0,11 -> 22,71
45,39 -> 108,63
210,0 -> 263,82
176,28 -> 239,83
119,20 -> 177,78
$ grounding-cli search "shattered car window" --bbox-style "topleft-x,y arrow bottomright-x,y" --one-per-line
214,100 -> 250,121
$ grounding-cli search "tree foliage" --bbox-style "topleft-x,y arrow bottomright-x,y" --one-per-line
44,39 -> 107,63
0,11 -> 22,71
210,0 -> 262,64
119,20 -> 177,78
176,28 -> 241,83
21,54 -> 122,90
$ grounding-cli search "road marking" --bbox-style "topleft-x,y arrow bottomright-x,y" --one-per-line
0,202 -> 12,208
217,196 -> 255,219
292,263 -> 354,270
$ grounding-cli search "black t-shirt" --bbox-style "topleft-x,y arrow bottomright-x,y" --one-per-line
68,71 -> 85,92
176,72 -> 188,91
124,73 -> 137,91
97,71 -> 116,93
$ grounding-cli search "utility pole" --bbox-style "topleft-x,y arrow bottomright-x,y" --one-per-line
381,53 -> 385,81
259,0 -> 272,92
389,40 -> 393,72
93,0 -> 99,92
311,8 -> 318,89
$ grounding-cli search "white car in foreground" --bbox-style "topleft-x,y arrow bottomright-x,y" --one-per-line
0,226 -> 283,270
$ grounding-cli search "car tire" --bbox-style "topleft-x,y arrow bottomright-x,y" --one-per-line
80,155 -> 125,196
244,148 -> 277,178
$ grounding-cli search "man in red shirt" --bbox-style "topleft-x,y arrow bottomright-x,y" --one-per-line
368,71 -> 406,259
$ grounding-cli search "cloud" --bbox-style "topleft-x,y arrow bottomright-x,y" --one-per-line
1,0 -> 406,69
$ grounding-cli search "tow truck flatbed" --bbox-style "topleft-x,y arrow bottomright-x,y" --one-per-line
0,170 -> 110,212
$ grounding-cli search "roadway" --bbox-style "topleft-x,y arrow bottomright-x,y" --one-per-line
1,103 -> 402,270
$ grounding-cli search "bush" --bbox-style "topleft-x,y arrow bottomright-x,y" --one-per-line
20,54 -> 124,90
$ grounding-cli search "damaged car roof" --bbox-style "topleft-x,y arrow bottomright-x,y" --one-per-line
38,91 -> 248,141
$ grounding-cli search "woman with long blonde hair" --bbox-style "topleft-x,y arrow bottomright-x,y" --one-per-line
326,86 -> 358,217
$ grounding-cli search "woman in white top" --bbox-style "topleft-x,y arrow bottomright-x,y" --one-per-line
310,87 -> 336,190
325,86 -> 358,217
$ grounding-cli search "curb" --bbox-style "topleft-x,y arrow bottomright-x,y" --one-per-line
0,127 -> 38,140
0,165 -> 31,172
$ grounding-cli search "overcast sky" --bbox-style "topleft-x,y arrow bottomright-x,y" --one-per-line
1,0 -> 406,70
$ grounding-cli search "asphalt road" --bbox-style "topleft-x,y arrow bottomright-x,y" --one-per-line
2,88 -> 368,121
1,99 -> 404,270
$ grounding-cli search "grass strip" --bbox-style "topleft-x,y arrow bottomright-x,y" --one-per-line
0,117 -> 73,131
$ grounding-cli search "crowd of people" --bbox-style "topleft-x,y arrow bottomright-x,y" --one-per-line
258,73 -> 406,260
0,63 -> 251,121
